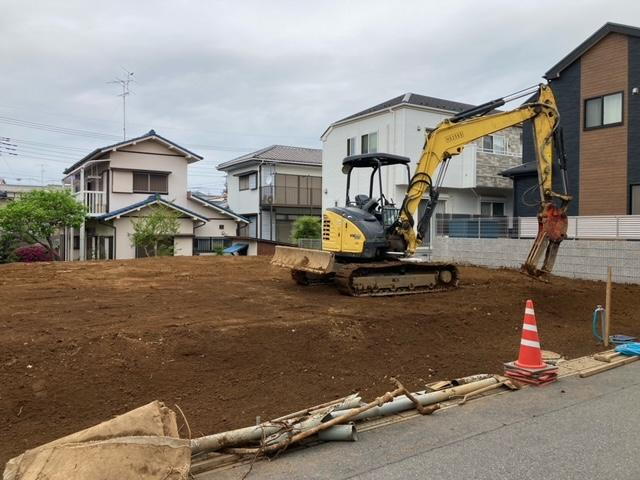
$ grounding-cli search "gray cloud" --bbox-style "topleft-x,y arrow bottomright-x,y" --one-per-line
1,0 -> 638,192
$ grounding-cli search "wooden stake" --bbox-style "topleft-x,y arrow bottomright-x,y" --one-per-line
579,355 -> 638,378
604,266 -> 612,347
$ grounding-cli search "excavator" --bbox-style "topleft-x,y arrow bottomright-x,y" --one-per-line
272,83 -> 572,296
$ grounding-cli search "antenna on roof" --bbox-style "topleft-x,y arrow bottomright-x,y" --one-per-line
108,69 -> 135,140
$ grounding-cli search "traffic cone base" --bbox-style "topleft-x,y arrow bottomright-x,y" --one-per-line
504,361 -> 558,374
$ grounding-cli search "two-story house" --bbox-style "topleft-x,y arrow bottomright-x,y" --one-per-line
321,93 -> 522,246
217,145 -> 322,243
60,130 -> 248,261
504,22 -> 640,217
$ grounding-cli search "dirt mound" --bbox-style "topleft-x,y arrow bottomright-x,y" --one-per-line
2,256 -> 639,464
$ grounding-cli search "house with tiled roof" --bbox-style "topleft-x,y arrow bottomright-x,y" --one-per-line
321,92 -> 523,247
60,130 -> 248,260
217,145 -> 322,243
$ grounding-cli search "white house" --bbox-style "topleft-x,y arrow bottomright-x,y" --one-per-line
321,93 -> 522,246
217,145 -> 322,243
61,130 -> 248,261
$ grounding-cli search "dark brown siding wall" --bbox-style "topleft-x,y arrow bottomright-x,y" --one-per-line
580,33 -> 629,215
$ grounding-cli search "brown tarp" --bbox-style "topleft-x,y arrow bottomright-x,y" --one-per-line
4,401 -> 190,480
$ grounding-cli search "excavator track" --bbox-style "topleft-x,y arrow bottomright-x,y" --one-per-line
334,261 -> 459,297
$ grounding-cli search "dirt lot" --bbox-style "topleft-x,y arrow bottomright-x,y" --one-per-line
1,256 -> 639,464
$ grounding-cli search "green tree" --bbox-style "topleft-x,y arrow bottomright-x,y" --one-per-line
131,205 -> 180,257
291,216 -> 321,241
0,190 -> 86,260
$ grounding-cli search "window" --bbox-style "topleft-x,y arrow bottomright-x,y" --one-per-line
238,215 -> 257,237
481,134 -> 506,154
632,185 -> 640,215
239,172 -> 257,191
493,135 -> 506,154
361,132 -> 378,154
347,137 -> 357,156
481,201 -> 505,217
482,136 -> 493,152
219,224 -> 225,230
132,172 -> 168,194
585,92 -> 623,129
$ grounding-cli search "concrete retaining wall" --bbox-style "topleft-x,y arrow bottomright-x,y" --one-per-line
429,237 -> 640,284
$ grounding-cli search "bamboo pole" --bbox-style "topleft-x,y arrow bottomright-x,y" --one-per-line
604,266 -> 612,347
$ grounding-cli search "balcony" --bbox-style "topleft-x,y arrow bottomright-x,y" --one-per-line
261,185 -> 322,208
76,190 -> 107,215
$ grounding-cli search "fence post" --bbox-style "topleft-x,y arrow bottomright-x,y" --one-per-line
478,217 -> 481,239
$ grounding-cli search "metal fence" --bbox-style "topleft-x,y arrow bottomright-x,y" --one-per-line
435,214 -> 640,240
297,238 -> 322,250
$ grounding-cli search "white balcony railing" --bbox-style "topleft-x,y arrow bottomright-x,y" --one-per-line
77,190 -> 106,215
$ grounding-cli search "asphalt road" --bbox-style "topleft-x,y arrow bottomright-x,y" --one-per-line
204,362 -> 640,480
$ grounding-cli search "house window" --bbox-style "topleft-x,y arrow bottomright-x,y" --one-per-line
239,173 -> 257,191
481,201 -> 505,217
481,134 -> 506,154
133,172 -> 168,194
361,132 -> 378,154
585,92 -> 623,129
631,185 -> 640,215
347,137 -> 357,156
238,214 -> 257,237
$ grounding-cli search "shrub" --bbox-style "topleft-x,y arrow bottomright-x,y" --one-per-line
213,246 -> 225,256
0,232 -> 18,264
291,216 -> 321,242
15,244 -> 54,262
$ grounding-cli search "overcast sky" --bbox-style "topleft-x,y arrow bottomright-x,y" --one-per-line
1,0 -> 638,193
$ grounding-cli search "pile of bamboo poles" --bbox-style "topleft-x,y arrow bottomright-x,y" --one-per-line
189,374 -> 513,474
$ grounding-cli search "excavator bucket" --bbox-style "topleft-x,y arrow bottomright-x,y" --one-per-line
271,246 -> 336,274
522,204 -> 568,278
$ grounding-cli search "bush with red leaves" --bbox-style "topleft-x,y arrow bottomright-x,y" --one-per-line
14,244 -> 54,262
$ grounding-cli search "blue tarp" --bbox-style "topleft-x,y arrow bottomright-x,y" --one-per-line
223,243 -> 249,254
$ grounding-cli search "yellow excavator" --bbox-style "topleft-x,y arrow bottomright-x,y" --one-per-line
272,83 -> 572,296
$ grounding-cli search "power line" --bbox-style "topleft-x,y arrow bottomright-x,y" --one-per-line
0,115 -> 120,140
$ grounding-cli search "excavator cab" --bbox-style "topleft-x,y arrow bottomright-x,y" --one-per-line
342,153 -> 411,228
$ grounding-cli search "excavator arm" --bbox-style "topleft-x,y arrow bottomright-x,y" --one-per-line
394,83 -> 572,277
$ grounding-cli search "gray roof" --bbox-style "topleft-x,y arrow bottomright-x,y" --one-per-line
336,93 -> 478,124
64,129 -> 203,174
98,194 -> 209,222
188,192 -> 249,223
500,161 -> 537,177
217,145 -> 322,171
546,22 -> 640,79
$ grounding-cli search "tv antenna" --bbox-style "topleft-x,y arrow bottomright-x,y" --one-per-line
108,69 -> 134,140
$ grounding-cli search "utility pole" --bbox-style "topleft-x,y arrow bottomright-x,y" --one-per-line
108,69 -> 134,140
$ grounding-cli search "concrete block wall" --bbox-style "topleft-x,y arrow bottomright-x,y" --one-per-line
430,237 -> 640,284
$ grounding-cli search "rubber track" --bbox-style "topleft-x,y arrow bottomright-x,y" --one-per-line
334,261 -> 459,297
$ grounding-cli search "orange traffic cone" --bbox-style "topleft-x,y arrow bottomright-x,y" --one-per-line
514,300 -> 546,369
504,299 -> 558,385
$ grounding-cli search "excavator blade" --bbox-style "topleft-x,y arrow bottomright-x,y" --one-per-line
522,204 -> 568,279
271,246 -> 336,274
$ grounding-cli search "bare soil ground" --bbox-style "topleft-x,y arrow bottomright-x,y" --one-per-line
2,256 -> 639,464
